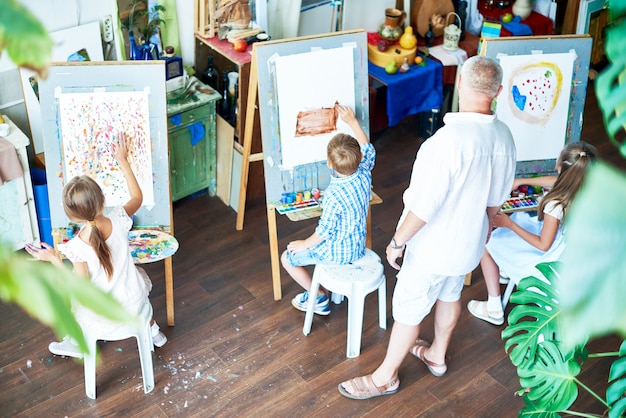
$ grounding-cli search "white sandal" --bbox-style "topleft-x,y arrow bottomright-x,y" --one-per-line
468,300 -> 504,325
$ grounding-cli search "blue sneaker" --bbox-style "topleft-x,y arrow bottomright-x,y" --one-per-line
291,291 -> 330,316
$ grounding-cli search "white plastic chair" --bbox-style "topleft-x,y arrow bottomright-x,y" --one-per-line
83,301 -> 155,399
303,248 -> 387,358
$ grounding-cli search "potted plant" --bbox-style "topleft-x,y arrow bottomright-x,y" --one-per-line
120,0 -> 166,60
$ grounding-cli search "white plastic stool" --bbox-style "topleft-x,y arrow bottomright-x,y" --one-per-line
83,301 -> 155,399
502,279 -> 517,310
303,248 -> 387,358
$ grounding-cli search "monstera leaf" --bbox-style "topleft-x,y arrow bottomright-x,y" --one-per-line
518,400 -> 561,418
558,162 -> 626,347
518,341 -> 581,413
608,340 -> 626,418
0,244 -> 136,354
595,3 -> 626,158
0,0 -> 54,77
502,263 -> 564,369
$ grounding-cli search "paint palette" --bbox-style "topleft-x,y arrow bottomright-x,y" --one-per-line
275,199 -> 321,215
501,196 -> 539,213
129,229 -> 179,264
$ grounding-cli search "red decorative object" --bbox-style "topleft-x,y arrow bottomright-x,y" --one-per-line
479,0 -> 554,36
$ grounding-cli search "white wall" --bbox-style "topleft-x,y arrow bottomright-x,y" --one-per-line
298,0 -> 402,36
0,0 -> 119,135
342,0 -> 402,33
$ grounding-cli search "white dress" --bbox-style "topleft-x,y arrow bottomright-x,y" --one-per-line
59,206 -> 151,333
486,200 -> 565,284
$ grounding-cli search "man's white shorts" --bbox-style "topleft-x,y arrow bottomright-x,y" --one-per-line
392,257 -> 465,326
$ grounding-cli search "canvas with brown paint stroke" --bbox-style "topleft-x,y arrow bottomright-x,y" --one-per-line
295,102 -> 339,137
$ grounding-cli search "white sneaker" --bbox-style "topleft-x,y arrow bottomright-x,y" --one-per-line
151,322 -> 167,347
49,336 -> 84,358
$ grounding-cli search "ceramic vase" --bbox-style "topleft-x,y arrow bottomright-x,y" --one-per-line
512,0 -> 532,20
378,8 -> 406,41
399,26 -> 417,49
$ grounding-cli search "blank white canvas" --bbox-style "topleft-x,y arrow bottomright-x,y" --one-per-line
275,46 -> 356,168
496,51 -> 576,162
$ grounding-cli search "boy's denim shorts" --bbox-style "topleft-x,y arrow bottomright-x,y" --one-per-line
284,248 -> 328,267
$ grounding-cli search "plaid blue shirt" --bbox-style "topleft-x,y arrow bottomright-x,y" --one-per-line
313,143 -> 375,264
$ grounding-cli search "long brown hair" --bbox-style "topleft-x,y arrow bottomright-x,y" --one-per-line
538,141 -> 599,221
62,175 -> 114,279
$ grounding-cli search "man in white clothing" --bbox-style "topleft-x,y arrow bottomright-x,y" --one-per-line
338,55 -> 517,399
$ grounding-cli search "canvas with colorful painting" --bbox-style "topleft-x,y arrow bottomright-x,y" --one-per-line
58,91 -> 155,208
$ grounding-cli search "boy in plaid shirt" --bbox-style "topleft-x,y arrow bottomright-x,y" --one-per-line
281,104 -> 375,316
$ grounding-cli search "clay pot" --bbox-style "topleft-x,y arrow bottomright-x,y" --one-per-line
378,8 -> 407,41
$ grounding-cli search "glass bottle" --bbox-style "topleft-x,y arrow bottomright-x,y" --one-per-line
128,31 -> 140,60
141,42 -> 154,60
425,23 -> 435,48
221,70 -> 230,118
233,82 -> 239,127
227,71 -> 239,124
202,55 -> 219,89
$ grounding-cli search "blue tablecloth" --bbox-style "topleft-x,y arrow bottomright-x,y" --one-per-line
369,58 -> 443,126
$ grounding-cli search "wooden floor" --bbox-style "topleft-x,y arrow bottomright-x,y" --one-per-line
1,82 -> 624,417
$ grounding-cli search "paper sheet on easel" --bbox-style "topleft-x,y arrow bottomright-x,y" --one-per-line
275,46 -> 356,168
58,91 -> 155,208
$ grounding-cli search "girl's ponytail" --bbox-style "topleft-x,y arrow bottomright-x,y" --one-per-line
63,176 -> 115,280
88,221 -> 114,278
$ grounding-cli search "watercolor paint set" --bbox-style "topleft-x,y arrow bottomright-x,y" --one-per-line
275,188 -> 323,215
501,196 -> 539,213
275,198 -> 321,215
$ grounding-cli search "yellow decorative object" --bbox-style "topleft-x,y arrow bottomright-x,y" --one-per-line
368,44 -> 416,68
399,26 -> 417,50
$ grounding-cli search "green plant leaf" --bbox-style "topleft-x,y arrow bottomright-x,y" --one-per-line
596,3 -> 626,157
502,265 -> 562,369
519,399 -> 561,418
518,341 -> 580,412
607,340 -> 626,418
558,163 -> 626,348
0,0 -> 54,77
0,244 -> 138,354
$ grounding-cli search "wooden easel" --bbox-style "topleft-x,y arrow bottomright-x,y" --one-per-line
234,47 -> 282,298
234,31 -> 374,301
235,45 -> 263,232
39,62 -> 178,326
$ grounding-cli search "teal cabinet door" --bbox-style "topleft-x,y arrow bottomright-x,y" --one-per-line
168,101 -> 217,201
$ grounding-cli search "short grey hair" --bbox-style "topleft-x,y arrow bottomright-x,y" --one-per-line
460,56 -> 503,98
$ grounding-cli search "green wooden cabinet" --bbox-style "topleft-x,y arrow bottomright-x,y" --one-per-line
167,81 -> 220,202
